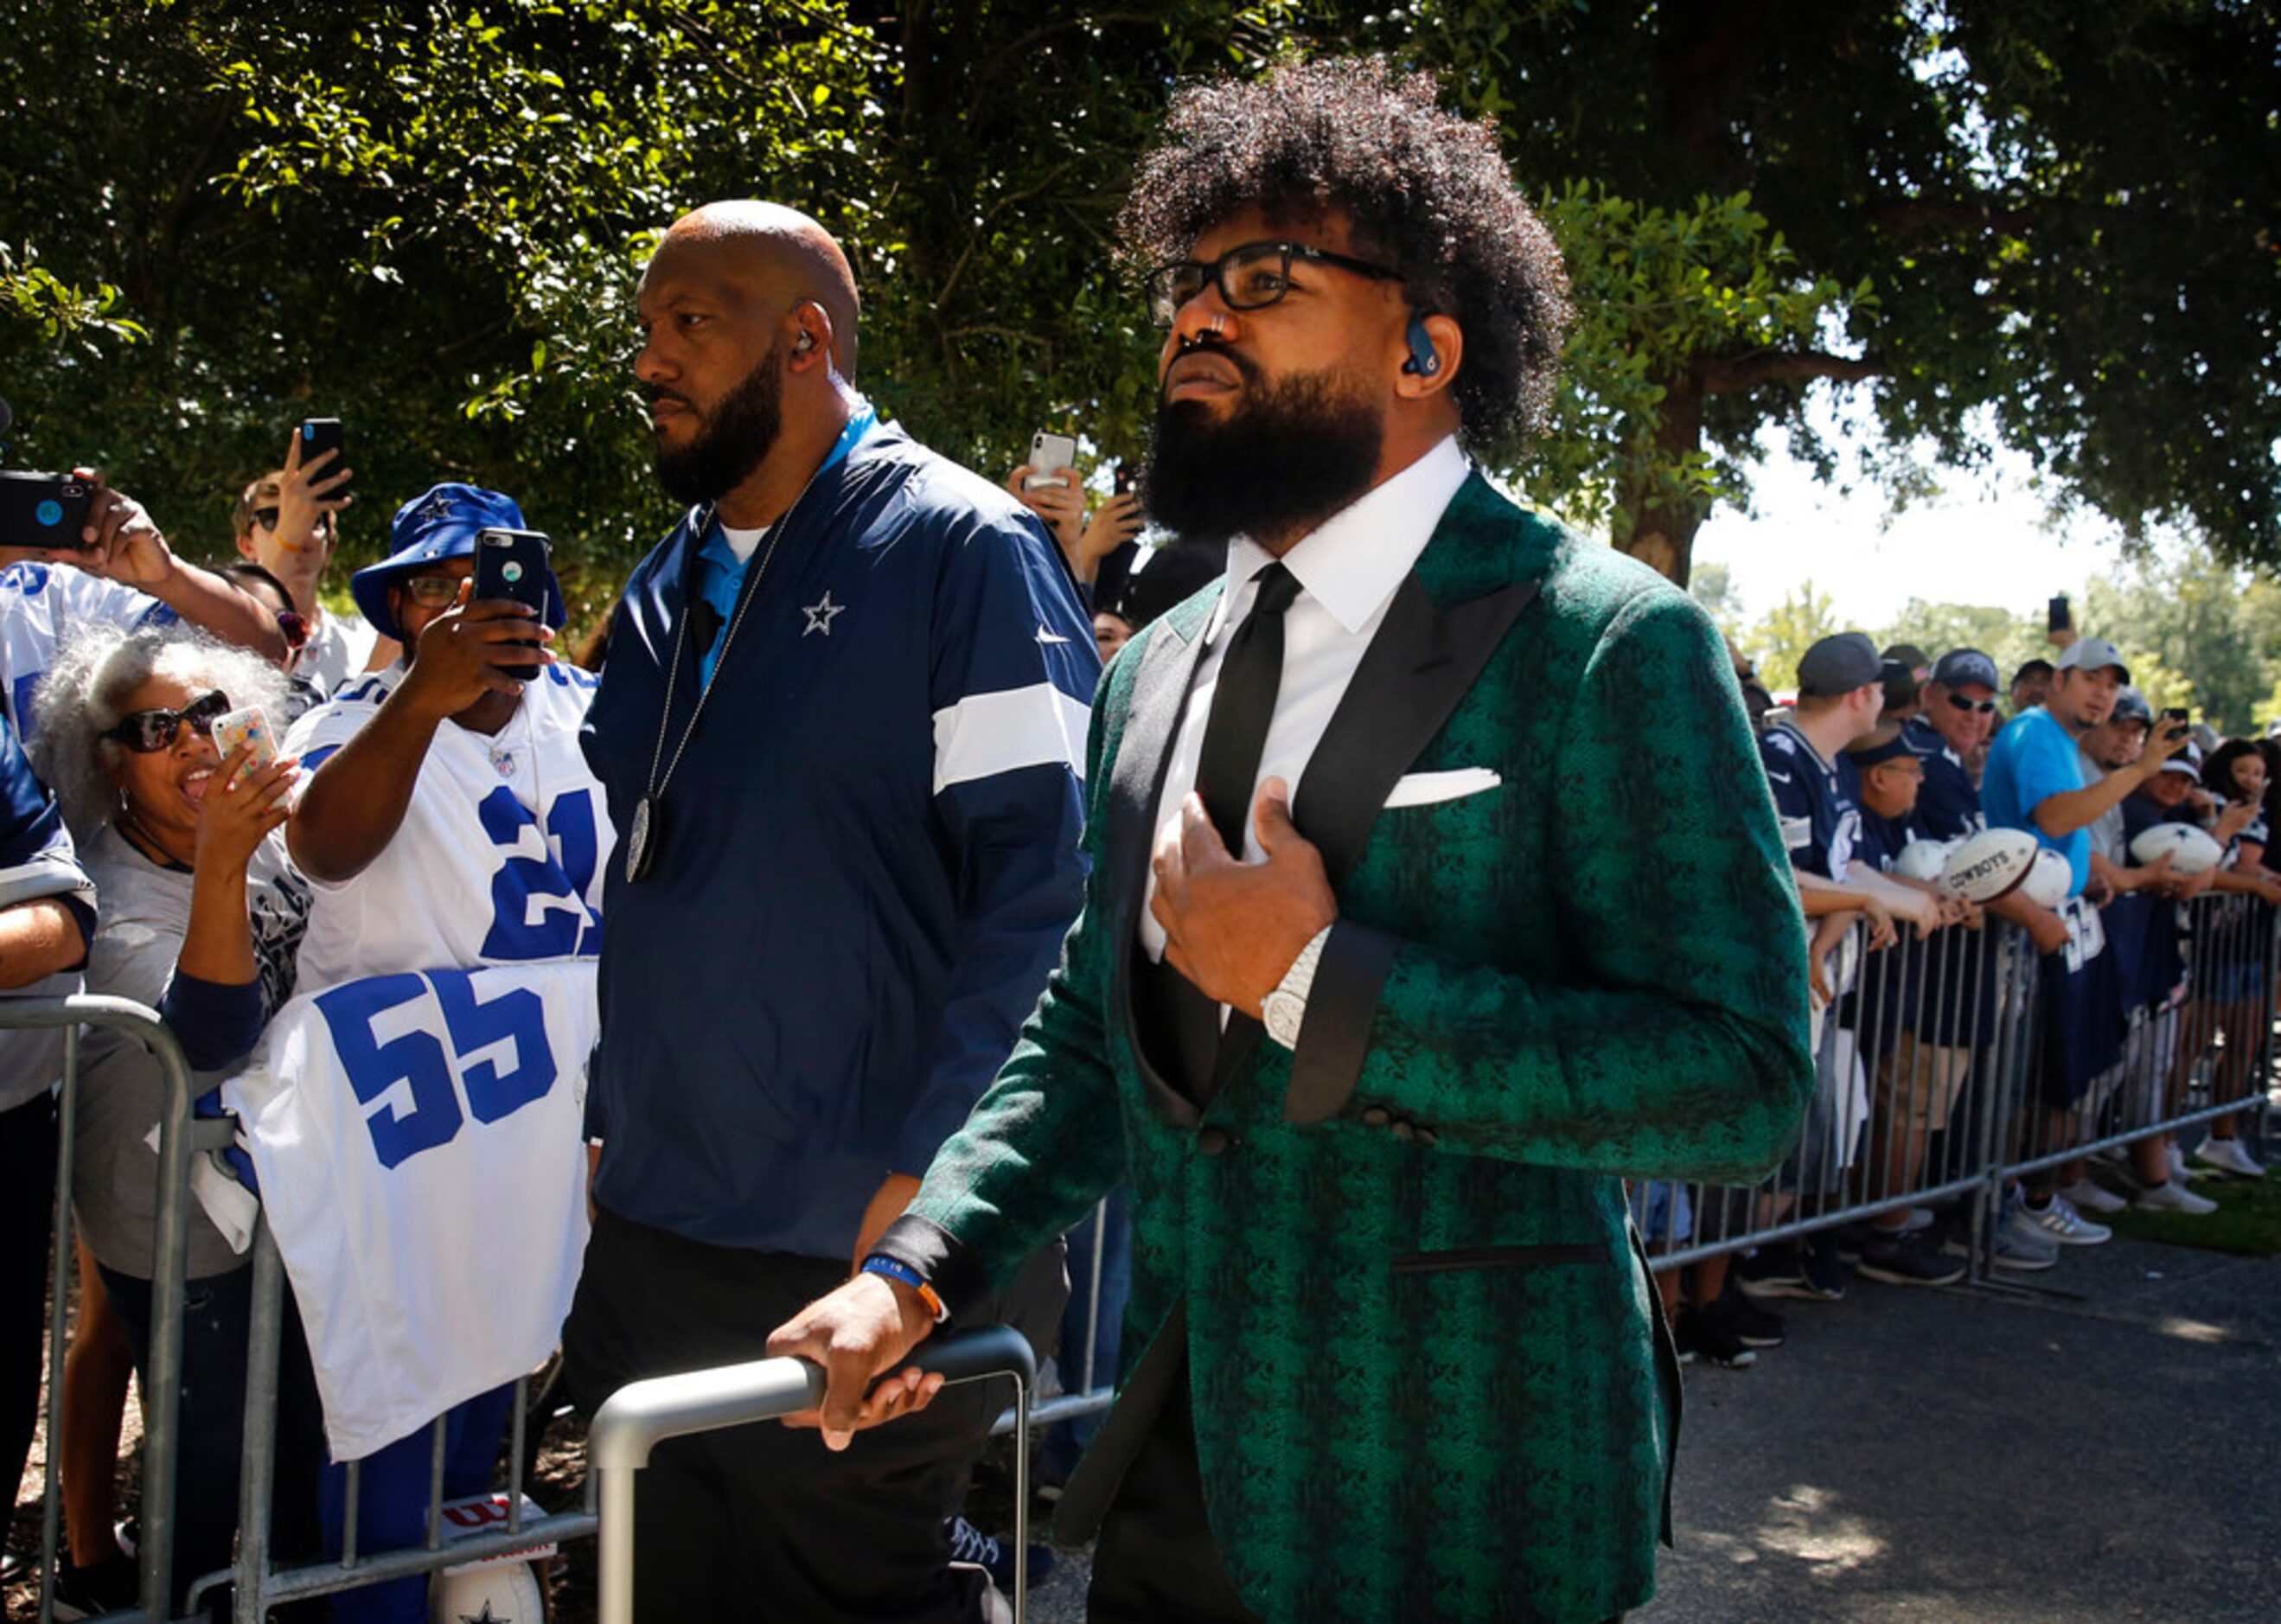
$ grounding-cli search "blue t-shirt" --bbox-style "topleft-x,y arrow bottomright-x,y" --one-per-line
1903,716 -> 1984,841
1982,707 -> 2088,898
1760,718 -> 1858,881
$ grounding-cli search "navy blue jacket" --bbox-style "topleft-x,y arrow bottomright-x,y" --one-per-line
581,423 -> 1096,1259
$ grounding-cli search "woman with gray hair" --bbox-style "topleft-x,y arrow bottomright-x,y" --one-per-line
29,623 -> 323,1618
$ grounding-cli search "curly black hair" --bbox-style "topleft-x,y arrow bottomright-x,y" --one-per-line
1118,56 -> 1572,458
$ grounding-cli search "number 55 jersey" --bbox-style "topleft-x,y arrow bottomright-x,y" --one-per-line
221,661 -> 613,1459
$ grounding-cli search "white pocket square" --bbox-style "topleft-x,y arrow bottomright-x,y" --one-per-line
1383,767 -> 1503,809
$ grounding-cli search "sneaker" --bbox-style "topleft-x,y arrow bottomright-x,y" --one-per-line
1856,1230 -> 1970,1287
1735,1240 -> 1846,1302
2134,1178 -> 2219,1214
2014,1194 -> 2111,1246
1989,1224 -> 2062,1271
52,1552 -> 140,1621
2169,1142 -> 2196,1182
1718,1290 -> 1787,1348
945,1514 -> 1055,1594
2058,1177 -> 2128,1215
2192,1137 -> 2266,1179
1896,1205 -> 1937,1233
1675,1304 -> 1757,1368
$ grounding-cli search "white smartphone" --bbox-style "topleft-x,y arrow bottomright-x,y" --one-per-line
1024,431 -> 1077,490
211,704 -> 278,789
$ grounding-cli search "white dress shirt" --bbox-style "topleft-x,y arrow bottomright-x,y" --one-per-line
1139,434 -> 1471,967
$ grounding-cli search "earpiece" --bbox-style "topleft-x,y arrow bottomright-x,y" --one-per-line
1402,310 -> 1441,378
794,331 -> 816,355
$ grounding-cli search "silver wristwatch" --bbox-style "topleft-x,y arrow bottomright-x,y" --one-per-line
1262,924 -> 1333,1050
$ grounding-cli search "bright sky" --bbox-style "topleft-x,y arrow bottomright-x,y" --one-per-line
1693,418 -> 2137,634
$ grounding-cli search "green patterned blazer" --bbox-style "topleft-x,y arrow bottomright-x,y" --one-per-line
885,472 -> 1812,1621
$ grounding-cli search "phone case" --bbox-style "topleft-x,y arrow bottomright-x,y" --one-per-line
211,705 -> 278,790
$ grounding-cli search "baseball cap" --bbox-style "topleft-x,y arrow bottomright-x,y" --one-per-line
350,483 -> 565,643
1931,649 -> 2000,694
1796,631 -> 1882,698
2054,636 -> 2131,684
2110,687 -> 2152,726
2162,741 -> 2203,778
1844,723 -> 1936,770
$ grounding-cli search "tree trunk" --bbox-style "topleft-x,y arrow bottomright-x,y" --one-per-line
1613,365 -> 1709,587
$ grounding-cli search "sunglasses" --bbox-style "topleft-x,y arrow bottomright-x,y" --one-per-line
252,508 -> 333,535
105,690 -> 231,753
1945,693 -> 1997,715
276,609 -> 310,651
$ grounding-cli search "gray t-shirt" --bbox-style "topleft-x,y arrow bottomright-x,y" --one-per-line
74,828 -> 307,1279
2078,749 -> 2129,870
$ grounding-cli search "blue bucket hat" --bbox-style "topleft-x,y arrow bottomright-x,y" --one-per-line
350,483 -> 566,643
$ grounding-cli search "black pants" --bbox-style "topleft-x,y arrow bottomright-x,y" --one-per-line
1085,1368 -> 1262,1624
1,1092 -> 55,1519
561,1205 -> 1064,1622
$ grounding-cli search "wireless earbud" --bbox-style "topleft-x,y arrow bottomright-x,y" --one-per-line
794,331 -> 816,355
1402,310 -> 1441,378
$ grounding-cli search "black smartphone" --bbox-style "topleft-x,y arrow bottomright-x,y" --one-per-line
2047,593 -> 2072,634
298,418 -> 348,494
473,527 -> 552,680
1113,460 -> 1133,496
2163,707 -> 2191,725
0,470 -> 93,551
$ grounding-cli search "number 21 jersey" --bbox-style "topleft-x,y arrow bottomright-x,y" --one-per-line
281,662 -> 614,995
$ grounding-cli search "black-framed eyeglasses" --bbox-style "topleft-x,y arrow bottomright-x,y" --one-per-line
1945,693 -> 1997,714
106,689 -> 231,753
1144,240 -> 1402,328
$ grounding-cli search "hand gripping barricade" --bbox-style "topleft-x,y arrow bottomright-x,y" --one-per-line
588,1326 -> 1040,1624
3,988 -> 1104,1624
1629,892 -> 2279,1285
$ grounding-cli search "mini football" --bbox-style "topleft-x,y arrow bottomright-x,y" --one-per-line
2128,822 -> 2224,877
1939,827 -> 2041,903
2020,847 -> 2073,909
1893,838 -> 1955,885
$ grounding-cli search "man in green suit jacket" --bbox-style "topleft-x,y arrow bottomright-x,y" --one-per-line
773,58 -> 1813,1622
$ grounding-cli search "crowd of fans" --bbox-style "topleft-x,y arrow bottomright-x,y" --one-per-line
1650,626 -> 2281,1368
0,415 -> 2273,1612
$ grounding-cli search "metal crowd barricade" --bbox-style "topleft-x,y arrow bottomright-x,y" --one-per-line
1634,887 -> 2281,1284
589,1325 -> 1039,1624
2,994 -> 206,1624
198,1218 -> 598,1622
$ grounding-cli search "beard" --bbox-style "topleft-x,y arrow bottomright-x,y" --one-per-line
652,342 -> 783,507
1140,351 -> 1383,547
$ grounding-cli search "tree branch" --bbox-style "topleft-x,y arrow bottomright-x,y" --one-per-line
1703,349 -> 1882,393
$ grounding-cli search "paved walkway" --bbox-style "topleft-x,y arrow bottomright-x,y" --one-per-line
1022,1234 -> 2281,1622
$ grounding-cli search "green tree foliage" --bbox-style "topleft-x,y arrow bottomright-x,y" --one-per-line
1347,0 -> 2281,582
1741,582 -> 1837,694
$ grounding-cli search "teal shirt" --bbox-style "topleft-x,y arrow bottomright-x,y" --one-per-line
1982,706 -> 2089,895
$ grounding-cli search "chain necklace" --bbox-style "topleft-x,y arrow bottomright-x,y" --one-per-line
624,478 -> 814,884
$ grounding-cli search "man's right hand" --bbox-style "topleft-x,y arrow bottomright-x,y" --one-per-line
397,586 -> 551,719
766,1274 -> 942,1451
2141,719 -> 2194,776
1005,465 -> 1085,559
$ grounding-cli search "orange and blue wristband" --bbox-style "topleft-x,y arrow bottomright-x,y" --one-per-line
860,1254 -> 949,1324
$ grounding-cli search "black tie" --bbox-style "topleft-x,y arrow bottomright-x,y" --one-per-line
1165,561 -> 1301,1097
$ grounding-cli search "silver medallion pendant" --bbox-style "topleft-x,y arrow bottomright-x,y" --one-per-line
625,795 -> 657,883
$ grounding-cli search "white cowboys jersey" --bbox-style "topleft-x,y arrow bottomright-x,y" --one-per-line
223,958 -> 597,1460
0,562 -> 173,738
281,661 -> 614,996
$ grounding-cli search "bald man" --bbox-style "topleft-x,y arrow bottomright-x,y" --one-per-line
562,201 -> 1088,1618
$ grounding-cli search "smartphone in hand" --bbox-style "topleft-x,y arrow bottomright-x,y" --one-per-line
473,527 -> 553,681
298,418 -> 348,494
211,704 -> 279,790
1025,432 -> 1077,491
0,470 -> 94,551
